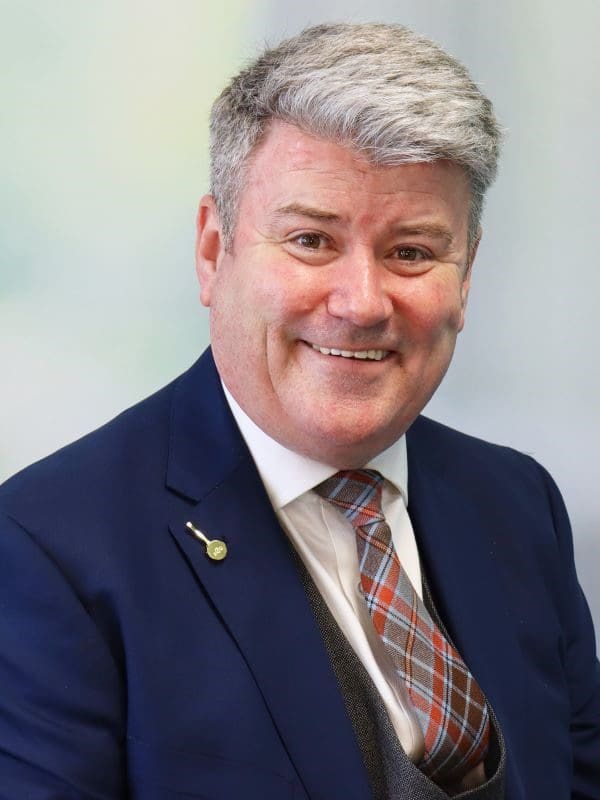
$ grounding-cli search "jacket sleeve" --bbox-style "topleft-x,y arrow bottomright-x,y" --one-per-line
0,512 -> 127,799
539,466 -> 600,799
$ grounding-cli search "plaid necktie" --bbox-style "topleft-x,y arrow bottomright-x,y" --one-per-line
315,469 -> 490,786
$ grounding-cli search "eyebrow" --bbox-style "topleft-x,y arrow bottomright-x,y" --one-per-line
273,203 -> 343,224
390,224 -> 455,246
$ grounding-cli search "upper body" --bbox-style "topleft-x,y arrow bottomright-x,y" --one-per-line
1,349 -> 599,799
1,21 -> 599,800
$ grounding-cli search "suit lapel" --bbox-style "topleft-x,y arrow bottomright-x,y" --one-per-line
166,351 -> 372,800
406,419 -> 527,757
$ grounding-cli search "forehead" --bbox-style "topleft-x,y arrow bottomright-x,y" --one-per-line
246,121 -> 392,193
238,120 -> 471,232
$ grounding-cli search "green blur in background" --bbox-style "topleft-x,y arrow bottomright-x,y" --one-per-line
1,1 -> 263,478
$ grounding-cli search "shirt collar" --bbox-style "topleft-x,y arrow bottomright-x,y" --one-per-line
222,383 -> 408,510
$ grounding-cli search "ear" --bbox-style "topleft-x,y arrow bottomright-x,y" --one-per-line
195,194 -> 224,307
458,228 -> 481,331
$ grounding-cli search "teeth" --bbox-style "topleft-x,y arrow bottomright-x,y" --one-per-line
311,344 -> 388,361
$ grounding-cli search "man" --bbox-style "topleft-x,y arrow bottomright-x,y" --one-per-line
0,22 -> 598,800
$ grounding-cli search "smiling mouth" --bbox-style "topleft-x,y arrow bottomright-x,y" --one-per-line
309,343 -> 390,361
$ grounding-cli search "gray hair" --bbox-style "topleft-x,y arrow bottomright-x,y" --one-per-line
210,22 -> 502,249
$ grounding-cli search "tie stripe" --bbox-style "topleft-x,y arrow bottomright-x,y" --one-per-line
315,469 -> 489,787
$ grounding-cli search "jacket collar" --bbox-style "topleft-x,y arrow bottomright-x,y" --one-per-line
166,348 -> 248,502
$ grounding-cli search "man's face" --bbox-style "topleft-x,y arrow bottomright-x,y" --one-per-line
196,121 -> 475,467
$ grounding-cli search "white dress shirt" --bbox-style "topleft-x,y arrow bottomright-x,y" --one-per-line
223,385 -> 426,762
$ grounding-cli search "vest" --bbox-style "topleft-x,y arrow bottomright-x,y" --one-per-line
295,555 -> 506,800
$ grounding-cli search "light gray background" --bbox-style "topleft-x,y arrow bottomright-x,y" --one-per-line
2,1 -> 598,632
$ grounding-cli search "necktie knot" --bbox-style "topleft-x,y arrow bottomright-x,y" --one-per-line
314,469 -> 385,529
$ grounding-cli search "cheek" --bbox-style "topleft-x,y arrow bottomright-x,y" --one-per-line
399,280 -> 464,341
210,261 -> 315,361
257,269 -> 326,335
211,264 -> 266,330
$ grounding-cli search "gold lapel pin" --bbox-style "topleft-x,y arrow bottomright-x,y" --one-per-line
185,521 -> 228,561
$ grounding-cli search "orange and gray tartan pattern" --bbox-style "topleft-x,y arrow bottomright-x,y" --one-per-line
315,469 -> 490,787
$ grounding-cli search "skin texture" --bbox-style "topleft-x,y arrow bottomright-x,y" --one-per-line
196,120 -> 478,468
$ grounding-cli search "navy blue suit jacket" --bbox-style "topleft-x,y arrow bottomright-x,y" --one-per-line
1,349 -> 599,798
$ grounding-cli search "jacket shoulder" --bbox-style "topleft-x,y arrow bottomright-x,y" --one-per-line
410,414 -> 537,465
407,414 -> 556,498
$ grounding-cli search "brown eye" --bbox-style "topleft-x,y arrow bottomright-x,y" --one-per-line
395,247 -> 422,261
296,233 -> 324,249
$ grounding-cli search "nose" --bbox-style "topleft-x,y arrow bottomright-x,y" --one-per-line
326,250 -> 394,327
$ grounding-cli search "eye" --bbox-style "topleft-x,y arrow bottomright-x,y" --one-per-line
393,246 -> 428,262
292,232 -> 328,250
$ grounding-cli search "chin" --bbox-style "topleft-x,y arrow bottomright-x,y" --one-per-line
293,417 -> 401,466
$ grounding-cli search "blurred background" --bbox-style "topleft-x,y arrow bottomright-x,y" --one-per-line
2,0 -> 598,632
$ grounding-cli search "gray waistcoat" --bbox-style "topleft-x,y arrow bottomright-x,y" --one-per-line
296,558 -> 506,800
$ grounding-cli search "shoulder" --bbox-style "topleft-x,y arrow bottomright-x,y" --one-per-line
407,414 -> 562,518
0,372 -> 178,526
408,413 -> 541,469
0,348 -> 229,545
